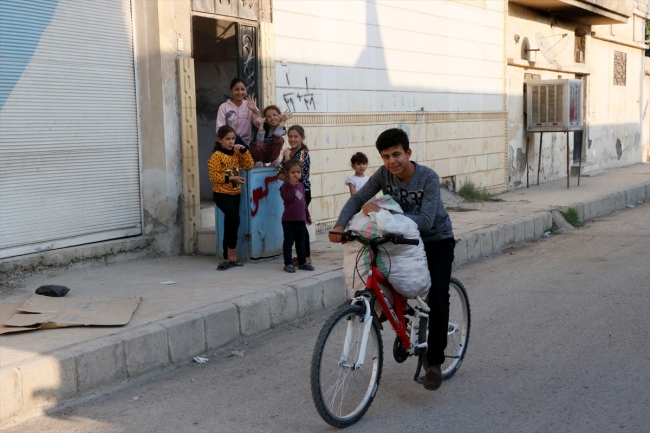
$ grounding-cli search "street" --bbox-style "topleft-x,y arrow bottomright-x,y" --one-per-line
8,204 -> 649,433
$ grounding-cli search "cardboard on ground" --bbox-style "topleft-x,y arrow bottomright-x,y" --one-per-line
1,294 -> 141,332
0,303 -> 38,334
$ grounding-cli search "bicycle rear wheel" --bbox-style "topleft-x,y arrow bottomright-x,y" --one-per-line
417,276 -> 471,380
442,277 -> 471,379
311,304 -> 383,428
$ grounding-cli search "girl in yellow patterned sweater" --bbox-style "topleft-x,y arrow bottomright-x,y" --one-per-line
208,125 -> 254,270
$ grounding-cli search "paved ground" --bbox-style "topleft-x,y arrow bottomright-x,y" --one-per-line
9,203 -> 649,433
2,164 -> 647,370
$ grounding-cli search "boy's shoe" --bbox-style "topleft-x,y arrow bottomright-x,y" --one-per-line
298,263 -> 314,271
423,365 -> 442,390
284,265 -> 296,273
254,161 -> 263,168
270,160 -> 281,168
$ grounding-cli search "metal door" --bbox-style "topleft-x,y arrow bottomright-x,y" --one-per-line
247,167 -> 283,259
236,23 -> 258,100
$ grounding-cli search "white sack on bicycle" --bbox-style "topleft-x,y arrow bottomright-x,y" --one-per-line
344,209 -> 431,299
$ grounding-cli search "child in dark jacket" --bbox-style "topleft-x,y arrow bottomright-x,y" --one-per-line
280,159 -> 313,273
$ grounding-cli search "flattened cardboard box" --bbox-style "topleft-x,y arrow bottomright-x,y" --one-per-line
2,294 -> 141,331
0,303 -> 38,334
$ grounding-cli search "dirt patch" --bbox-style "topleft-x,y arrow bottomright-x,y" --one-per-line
441,189 -> 467,207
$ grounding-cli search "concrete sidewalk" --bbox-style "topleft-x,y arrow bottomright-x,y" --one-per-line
1,163 -> 648,428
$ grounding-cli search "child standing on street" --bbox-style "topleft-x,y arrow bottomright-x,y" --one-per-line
208,125 -> 254,270
277,125 -> 313,266
280,159 -> 313,273
216,77 -> 260,145
345,152 -> 369,195
250,105 -> 292,168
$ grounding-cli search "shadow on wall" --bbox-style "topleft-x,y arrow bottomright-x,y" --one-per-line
276,0 -> 505,115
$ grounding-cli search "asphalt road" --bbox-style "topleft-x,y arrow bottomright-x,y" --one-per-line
8,204 -> 650,433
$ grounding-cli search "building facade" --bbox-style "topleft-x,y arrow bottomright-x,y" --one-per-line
1,0 -> 646,262
506,0 -> 649,187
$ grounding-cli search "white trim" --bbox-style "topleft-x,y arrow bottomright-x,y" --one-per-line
590,30 -> 649,50
507,58 -> 593,75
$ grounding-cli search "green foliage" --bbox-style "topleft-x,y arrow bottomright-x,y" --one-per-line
457,181 -> 504,203
561,207 -> 583,228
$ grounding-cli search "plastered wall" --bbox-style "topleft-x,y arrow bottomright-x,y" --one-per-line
272,0 -> 505,114
133,0 -> 192,254
272,0 -> 508,226
505,2 -> 646,188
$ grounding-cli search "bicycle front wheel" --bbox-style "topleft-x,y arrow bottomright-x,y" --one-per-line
442,277 -> 471,379
311,304 -> 383,428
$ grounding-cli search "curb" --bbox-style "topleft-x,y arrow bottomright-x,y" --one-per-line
2,182 -> 648,427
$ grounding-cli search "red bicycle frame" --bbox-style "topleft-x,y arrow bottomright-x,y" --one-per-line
365,257 -> 411,350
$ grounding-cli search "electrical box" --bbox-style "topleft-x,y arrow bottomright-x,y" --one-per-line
526,79 -> 582,132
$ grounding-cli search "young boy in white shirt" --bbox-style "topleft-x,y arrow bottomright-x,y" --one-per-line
345,152 -> 369,196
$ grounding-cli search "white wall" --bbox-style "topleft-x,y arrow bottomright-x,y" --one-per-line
272,0 -> 505,113
505,2 -> 646,188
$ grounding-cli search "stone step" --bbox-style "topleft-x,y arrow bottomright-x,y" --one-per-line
197,228 -> 217,255
200,205 -> 215,230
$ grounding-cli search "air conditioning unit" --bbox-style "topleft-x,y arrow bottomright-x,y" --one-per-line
526,79 -> 583,132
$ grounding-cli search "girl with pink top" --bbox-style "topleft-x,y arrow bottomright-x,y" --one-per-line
216,78 -> 260,145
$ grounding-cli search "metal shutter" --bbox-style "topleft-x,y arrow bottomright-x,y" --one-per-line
0,0 -> 141,259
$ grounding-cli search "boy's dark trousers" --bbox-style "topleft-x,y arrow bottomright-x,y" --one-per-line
282,221 -> 307,266
423,237 -> 456,366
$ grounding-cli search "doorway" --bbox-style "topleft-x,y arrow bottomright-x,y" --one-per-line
192,16 -> 259,201
192,16 -> 239,201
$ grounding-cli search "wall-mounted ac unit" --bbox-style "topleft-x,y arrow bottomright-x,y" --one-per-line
526,79 -> 582,132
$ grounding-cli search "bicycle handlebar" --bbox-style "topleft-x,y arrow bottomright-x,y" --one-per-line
330,231 -> 420,246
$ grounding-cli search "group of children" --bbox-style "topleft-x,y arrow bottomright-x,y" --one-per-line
208,77 -> 370,272
210,90 -> 455,391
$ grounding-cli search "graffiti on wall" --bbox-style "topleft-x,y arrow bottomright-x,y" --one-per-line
251,174 -> 279,216
282,77 -> 317,112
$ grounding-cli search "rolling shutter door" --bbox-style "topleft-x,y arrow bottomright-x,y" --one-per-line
0,0 -> 141,259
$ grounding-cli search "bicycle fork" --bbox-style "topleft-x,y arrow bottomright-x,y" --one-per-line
339,296 -> 373,370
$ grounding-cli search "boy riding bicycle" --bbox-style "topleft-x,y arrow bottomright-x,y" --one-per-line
328,128 -> 455,391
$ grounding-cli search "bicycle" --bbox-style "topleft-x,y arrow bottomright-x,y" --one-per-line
310,231 -> 471,428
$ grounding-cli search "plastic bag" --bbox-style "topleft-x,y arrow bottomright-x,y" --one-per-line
343,209 -> 430,299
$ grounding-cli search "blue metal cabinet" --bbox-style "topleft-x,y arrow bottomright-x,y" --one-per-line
215,167 -> 284,261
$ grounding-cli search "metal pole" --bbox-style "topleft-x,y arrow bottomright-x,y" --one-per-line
566,131 -> 570,189
578,130 -> 582,186
526,135 -> 530,188
537,132 -> 543,185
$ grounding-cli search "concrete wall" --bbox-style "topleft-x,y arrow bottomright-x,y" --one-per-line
272,0 -> 508,226
273,0 -> 504,113
586,29 -> 644,169
506,2 -> 646,188
132,0 -> 192,255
